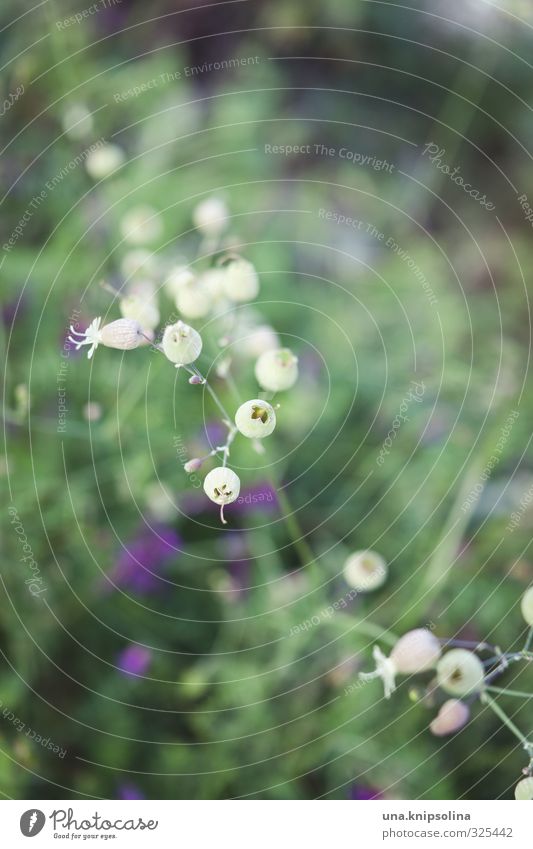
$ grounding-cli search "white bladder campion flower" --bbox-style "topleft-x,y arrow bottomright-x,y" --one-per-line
255,347 -> 299,393
436,649 -> 485,696
360,629 -> 441,699
235,400 -> 276,439
221,257 -> 260,302
121,249 -> 157,280
514,777 -> 533,800
203,467 -> 240,524
120,294 -> 160,331
68,318 -> 142,359
343,550 -> 387,592
239,324 -> 280,358
175,281 -> 212,319
165,265 -> 196,299
520,586 -> 533,626
120,205 -> 162,245
193,196 -> 228,237
162,321 -> 202,366
85,143 -> 125,179
429,699 -> 470,736
61,103 -> 93,140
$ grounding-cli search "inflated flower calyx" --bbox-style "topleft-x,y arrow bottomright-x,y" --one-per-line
235,400 -> 276,439
203,467 -> 240,524
162,321 -> 202,365
255,347 -> 298,392
343,550 -> 387,592
68,317 -> 143,359
175,281 -> 212,319
193,196 -> 228,237
436,649 -> 485,696
165,265 -> 196,298
520,586 -> 533,626
85,143 -> 125,179
120,205 -> 162,245
514,777 -> 533,800
120,294 -> 160,330
359,629 -> 441,699
429,699 -> 470,736
221,257 -> 260,302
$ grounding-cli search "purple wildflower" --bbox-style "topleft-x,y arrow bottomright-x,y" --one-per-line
106,524 -> 181,594
117,644 -> 152,677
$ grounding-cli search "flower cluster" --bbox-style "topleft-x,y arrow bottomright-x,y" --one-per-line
70,197 -> 300,524
359,587 -> 533,800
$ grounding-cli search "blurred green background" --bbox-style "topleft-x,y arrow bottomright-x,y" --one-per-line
1,0 -> 533,800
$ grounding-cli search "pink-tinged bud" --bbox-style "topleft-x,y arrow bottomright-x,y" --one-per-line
390,629 -> 441,674
430,699 -> 470,736
188,374 -> 204,385
184,458 -> 203,473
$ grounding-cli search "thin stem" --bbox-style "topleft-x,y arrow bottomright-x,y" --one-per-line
524,627 -> 533,653
486,685 -> 533,700
481,692 -> 533,753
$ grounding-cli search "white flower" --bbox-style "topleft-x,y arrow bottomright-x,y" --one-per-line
515,777 -> 533,800
203,467 -> 240,524
165,265 -> 196,298
83,402 -> 102,422
193,196 -> 228,237
436,649 -> 485,696
120,205 -> 162,245
121,250 -> 157,280
120,293 -> 160,330
429,699 -> 470,736
221,257 -> 259,302
239,324 -> 280,358
235,399 -> 276,439
343,550 -> 387,592
68,317 -> 142,358
85,144 -> 125,179
520,586 -> 533,626
61,103 -> 93,140
360,646 -> 397,699
255,347 -> 298,392
175,281 -> 212,319
360,629 -> 441,699
162,321 -> 202,365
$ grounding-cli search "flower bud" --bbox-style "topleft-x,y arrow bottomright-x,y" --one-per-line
184,458 -> 203,473
203,467 -> 240,524
85,143 -> 125,179
62,103 -> 93,140
390,629 -> 441,674
162,321 -> 202,365
188,374 -> 204,385
515,777 -> 533,800
121,250 -> 156,279
343,550 -> 387,592
255,348 -> 298,393
429,699 -> 470,736
120,294 -> 160,330
99,319 -> 143,351
520,586 -> 533,626
175,282 -> 212,319
436,649 -> 485,696
221,257 -> 259,302
120,205 -> 162,245
239,324 -> 280,358
235,399 -> 276,439
193,196 -> 228,237
165,265 -> 196,298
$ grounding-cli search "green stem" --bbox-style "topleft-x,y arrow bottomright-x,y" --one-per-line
486,685 -> 533,700
482,692 -> 532,752
524,627 -> 533,653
